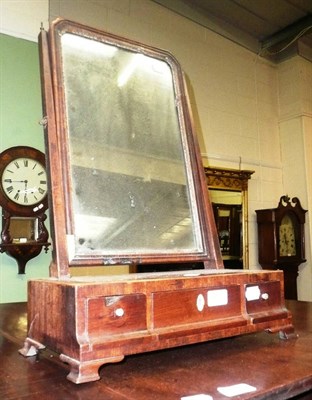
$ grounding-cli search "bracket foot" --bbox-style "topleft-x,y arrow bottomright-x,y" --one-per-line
60,353 -> 125,384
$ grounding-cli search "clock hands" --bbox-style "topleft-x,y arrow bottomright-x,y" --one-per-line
283,233 -> 288,246
4,179 -> 42,192
4,179 -> 28,183
4,177 -> 43,203
0,150 -> 48,208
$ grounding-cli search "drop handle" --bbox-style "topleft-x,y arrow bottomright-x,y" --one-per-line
261,293 -> 269,300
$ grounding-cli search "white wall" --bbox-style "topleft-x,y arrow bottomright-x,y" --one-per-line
278,56 -> 312,300
0,0 -> 49,41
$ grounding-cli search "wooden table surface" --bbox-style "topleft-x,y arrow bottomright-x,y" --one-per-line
0,300 -> 312,399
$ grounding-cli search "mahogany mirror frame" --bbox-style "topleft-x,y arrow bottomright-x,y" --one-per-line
39,19 -> 222,278
204,166 -> 254,269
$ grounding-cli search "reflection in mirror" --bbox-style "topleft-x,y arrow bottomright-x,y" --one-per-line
210,190 -> 242,268
60,32 -> 203,257
205,167 -> 254,268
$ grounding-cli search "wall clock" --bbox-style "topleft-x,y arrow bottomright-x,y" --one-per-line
256,195 -> 307,299
0,146 -> 48,214
0,146 -> 50,273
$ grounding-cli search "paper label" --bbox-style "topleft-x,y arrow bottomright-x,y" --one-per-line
245,285 -> 261,301
196,294 -> 205,311
207,288 -> 228,307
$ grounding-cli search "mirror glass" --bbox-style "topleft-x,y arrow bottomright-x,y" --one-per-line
60,33 -> 203,256
210,190 -> 242,268
10,217 -> 38,243
205,167 -> 254,269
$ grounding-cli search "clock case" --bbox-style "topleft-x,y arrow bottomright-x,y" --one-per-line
256,195 -> 307,300
19,19 -> 295,384
0,146 -> 50,274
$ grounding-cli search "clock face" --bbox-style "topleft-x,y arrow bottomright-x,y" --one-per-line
279,214 -> 296,257
1,157 -> 47,206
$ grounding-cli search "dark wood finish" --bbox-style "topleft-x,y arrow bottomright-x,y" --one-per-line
1,300 -> 311,399
256,196 -> 307,300
38,27 -> 67,277
204,166 -> 254,191
0,242 -> 50,274
0,146 -> 50,273
20,269 -> 295,384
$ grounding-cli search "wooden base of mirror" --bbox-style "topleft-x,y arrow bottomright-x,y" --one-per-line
19,269 -> 295,384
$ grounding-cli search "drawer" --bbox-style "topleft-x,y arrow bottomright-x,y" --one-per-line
153,285 -> 241,328
245,281 -> 282,314
87,294 -> 147,337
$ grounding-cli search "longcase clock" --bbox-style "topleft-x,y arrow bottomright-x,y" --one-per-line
256,195 -> 307,300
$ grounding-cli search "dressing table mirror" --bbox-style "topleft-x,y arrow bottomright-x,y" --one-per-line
19,19 -> 295,384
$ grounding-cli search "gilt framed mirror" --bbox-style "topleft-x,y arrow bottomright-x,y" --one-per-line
40,19 -> 222,277
204,167 -> 254,269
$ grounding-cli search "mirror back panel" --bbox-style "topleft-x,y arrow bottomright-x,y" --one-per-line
42,19 -> 222,273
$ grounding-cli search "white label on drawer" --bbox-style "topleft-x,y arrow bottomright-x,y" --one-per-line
245,285 -> 261,301
207,289 -> 228,307
196,294 -> 205,311
181,395 -> 213,400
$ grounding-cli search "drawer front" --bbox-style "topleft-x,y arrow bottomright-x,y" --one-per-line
87,294 -> 146,337
245,281 -> 282,314
153,285 -> 241,328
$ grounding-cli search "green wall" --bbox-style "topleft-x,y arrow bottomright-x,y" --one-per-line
0,33 -> 51,303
